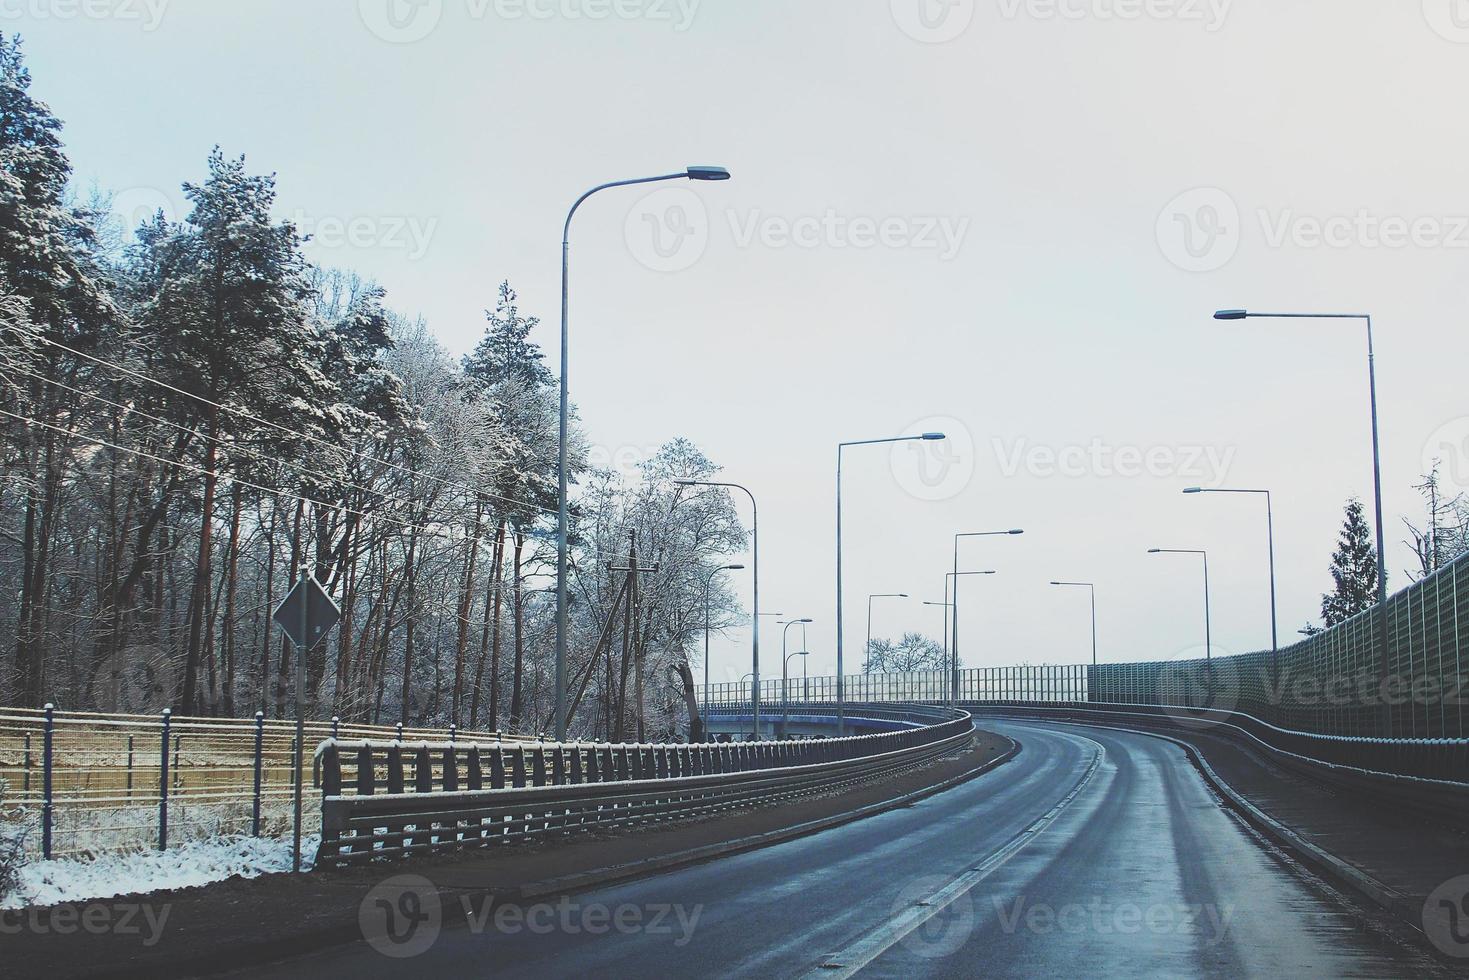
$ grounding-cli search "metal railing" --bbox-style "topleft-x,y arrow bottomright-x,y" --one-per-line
0,706 -> 530,860
313,702 -> 975,866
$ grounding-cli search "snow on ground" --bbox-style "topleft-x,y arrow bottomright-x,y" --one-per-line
1,834 -> 320,909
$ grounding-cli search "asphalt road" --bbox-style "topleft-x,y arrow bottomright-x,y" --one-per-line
253,721 -> 1447,978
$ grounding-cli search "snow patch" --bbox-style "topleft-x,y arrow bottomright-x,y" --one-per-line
1,835 -> 320,910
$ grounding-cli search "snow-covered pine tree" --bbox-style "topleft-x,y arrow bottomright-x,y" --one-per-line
1321,498 -> 1381,626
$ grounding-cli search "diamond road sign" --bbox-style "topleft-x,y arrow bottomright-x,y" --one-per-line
272,574 -> 341,650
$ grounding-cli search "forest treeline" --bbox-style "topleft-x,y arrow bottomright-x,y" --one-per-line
0,34 -> 747,739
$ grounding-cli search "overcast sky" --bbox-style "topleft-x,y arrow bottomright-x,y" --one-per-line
22,0 -> 1469,686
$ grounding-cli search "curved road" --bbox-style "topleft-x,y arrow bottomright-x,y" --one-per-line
256,721 -> 1444,978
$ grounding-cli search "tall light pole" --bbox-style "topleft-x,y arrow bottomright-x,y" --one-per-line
781,618 -> 813,736
676,479 -> 762,739
1148,549 -> 1211,661
946,569 -> 996,704
952,530 -> 1023,702
1050,581 -> 1097,666
865,593 -> 909,672
554,166 -> 731,740
837,432 -> 946,733
1214,308 -> 1389,732
1185,486 -> 1277,674
699,563 -> 745,740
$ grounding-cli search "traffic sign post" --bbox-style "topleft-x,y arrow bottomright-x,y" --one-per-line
273,571 -> 341,872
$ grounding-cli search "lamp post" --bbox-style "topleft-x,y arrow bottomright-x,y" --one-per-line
1214,308 -> 1388,732
865,594 -> 909,673
947,570 -> 996,705
1049,581 -> 1097,666
1148,549 -> 1211,661
781,618 -> 812,737
553,166 -> 732,740
952,530 -> 1023,703
1184,487 -> 1277,673
699,563 -> 745,740
837,432 -> 946,733
677,479 -> 763,739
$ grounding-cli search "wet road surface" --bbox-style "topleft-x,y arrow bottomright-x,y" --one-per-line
252,721 -> 1446,978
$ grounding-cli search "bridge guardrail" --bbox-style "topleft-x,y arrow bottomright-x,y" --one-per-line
313,702 -> 973,866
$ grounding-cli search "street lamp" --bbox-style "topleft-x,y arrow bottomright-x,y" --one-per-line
952,530 -> 1023,702
781,618 -> 813,736
1213,308 -> 1388,731
1148,549 -> 1211,661
699,563 -> 745,740
1184,487 -> 1277,671
865,594 -> 909,673
946,570 -> 996,704
1049,581 -> 1097,666
836,432 -> 946,733
677,479 -> 763,739
553,166 -> 732,740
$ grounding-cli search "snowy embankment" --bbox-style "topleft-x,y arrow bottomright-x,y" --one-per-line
1,835 -> 319,910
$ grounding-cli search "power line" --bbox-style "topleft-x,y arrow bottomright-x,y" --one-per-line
0,404 -> 638,566
32,335 -> 559,518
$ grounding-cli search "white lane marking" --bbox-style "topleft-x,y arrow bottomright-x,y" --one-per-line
797,730 -> 1107,980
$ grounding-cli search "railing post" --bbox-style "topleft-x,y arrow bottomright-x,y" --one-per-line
321,743 -> 342,796
357,743 -> 376,795
512,748 -> 528,788
490,748 -> 507,789
552,747 -> 567,785
415,746 -> 433,793
585,746 -> 600,782
468,746 -> 483,791
41,703 -> 54,860
252,711 -> 265,836
570,746 -> 584,784
443,745 -> 459,792
332,715 -> 340,740
532,747 -> 548,786
126,734 -> 135,801
158,708 -> 171,851
22,731 -> 31,796
448,724 -> 456,744
387,743 -> 404,795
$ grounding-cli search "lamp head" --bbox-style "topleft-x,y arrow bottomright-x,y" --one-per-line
1214,309 -> 1248,321
687,166 -> 731,181
1148,548 -> 1163,554
921,432 -> 946,441
724,563 -> 746,571
1183,487 -> 1203,494
1008,529 -> 1025,535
